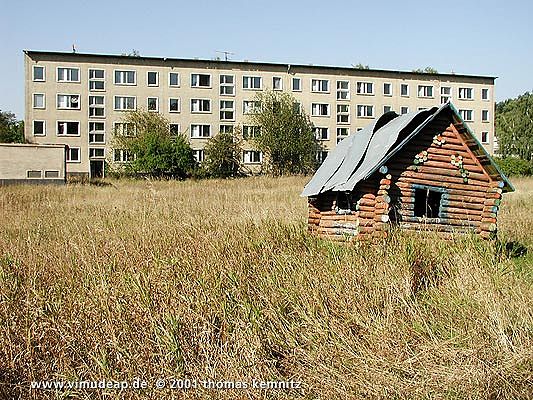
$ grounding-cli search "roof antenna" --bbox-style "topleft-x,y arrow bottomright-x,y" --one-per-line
72,44 -> 76,53
216,50 -> 235,61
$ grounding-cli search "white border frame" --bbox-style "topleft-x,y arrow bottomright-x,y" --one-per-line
32,120 -> 46,136
88,95 -> 106,118
56,120 -> 81,137
147,97 -> 159,112
57,93 -> 81,110
113,95 -> 137,111
190,98 -> 212,114
417,84 -> 435,99
168,71 -> 180,87
32,93 -> 45,109
356,81 -> 374,96
88,121 -> 106,144
113,69 -> 137,86
242,75 -> 262,91
56,66 -> 80,83
147,71 -> 159,87
310,78 -> 330,94
32,65 -> 45,82
190,73 -> 212,88
88,68 -> 105,91
219,74 -> 235,96
311,103 -> 331,117
190,124 -> 212,139
168,98 -> 181,113
66,146 -> 81,163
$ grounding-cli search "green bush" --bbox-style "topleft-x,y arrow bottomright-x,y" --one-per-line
202,133 -> 242,178
494,157 -> 533,176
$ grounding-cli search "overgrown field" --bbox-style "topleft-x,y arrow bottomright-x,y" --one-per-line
1,176 -> 532,399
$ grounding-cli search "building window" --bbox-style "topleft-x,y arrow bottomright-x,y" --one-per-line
147,97 -> 159,112
292,77 -> 301,91
191,99 -> 211,113
481,88 -> 490,101
147,71 -> 158,86
114,70 -> 136,85
114,122 -> 136,137
169,98 -> 180,113
336,104 -> 350,124
169,72 -> 180,87
383,105 -> 393,113
273,76 -> 283,90
193,149 -> 204,163
414,188 -> 442,219
89,148 -> 105,159
33,66 -> 45,82
66,147 -> 81,163
191,73 -> 211,88
243,150 -> 262,164
316,151 -> 328,164
356,81 -> 374,95
57,67 -> 80,82
114,96 -> 136,111
459,109 -> 473,121
243,125 -> 261,139
220,100 -> 235,121
57,94 -> 80,109
383,82 -> 392,96
243,76 -> 262,90
169,124 -> 180,135
33,120 -> 45,136
57,121 -> 80,136
336,127 -> 349,141
481,131 -> 489,144
44,170 -> 59,178
400,83 -> 409,97
311,79 -> 329,93
220,125 -> 233,134
458,87 -> 473,100
27,170 -> 42,178
314,127 -> 329,140
89,69 -> 105,91
418,107 -> 428,111
311,103 -> 330,117
400,106 -> 409,115
33,93 -> 45,109
243,100 -> 261,114
441,86 -> 451,103
417,85 -> 434,98
357,105 -> 374,118
113,149 -> 134,163
88,95 -> 105,117
220,75 -> 235,95
89,122 -> 105,144
482,110 -> 489,122
191,124 -> 211,138
336,80 -> 350,100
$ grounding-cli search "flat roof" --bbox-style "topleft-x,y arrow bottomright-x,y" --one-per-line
0,143 -> 66,149
24,50 -> 497,81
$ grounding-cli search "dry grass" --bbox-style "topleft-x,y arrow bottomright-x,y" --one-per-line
0,176 -> 532,399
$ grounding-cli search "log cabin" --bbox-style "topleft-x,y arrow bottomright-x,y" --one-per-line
301,102 -> 513,241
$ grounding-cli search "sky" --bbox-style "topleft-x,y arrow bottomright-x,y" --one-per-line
1,0 -> 532,119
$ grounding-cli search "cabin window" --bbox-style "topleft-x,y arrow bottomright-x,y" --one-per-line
335,192 -> 353,214
414,188 -> 442,219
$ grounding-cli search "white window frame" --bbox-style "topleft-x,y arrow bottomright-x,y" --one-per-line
441,86 -> 452,103
191,73 -> 211,88
242,125 -> 261,140
169,98 -> 180,113
33,93 -> 45,109
88,68 -> 105,91
482,109 -> 490,122
33,120 -> 46,136
220,125 -> 234,134
311,103 -> 330,117
66,147 -> 81,163
481,131 -> 489,144
88,121 -> 105,144
220,100 -> 235,121
243,100 -> 261,114
336,127 -> 349,138
459,109 -> 474,122
191,98 -> 211,113
113,149 -> 134,163
314,127 -> 329,140
114,122 -> 136,137
356,104 -> 374,118
89,147 -> 106,159
57,67 -> 80,83
243,76 -> 262,90
33,65 -> 45,82
336,104 -> 350,124
114,70 -> 136,86
190,124 -> 211,138
316,150 -> 328,164
383,105 -> 393,113
400,83 -> 409,97
272,76 -> 283,91
481,88 -> 490,101
169,124 -> 180,136
458,87 -> 474,100
193,149 -> 205,163
417,85 -> 434,98
400,106 -> 409,115
356,81 -> 374,95
383,82 -> 392,96
292,77 -> 301,92
88,95 -> 105,118
169,72 -> 180,87
147,97 -> 159,112
243,150 -> 262,164
311,79 -> 329,93
336,80 -> 350,100
57,94 -> 80,110
220,74 -> 235,96
147,71 -> 159,87
57,121 -> 80,136
114,96 -> 136,111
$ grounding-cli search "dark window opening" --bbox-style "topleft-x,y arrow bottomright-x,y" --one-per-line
336,193 -> 353,214
414,188 -> 442,218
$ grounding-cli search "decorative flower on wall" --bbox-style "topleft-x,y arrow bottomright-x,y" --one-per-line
433,134 -> 446,146
414,150 -> 428,165
451,154 -> 469,182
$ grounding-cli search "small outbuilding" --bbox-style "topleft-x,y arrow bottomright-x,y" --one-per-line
302,103 -> 513,241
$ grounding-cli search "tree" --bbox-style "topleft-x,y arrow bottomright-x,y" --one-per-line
246,90 -> 319,175
495,92 -> 533,161
0,110 -> 24,143
202,132 -> 242,178
112,110 -> 196,178
412,67 -> 438,74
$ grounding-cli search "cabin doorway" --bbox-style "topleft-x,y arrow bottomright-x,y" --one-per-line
90,160 -> 104,179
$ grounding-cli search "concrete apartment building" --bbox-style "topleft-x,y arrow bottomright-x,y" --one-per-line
24,50 -> 496,178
